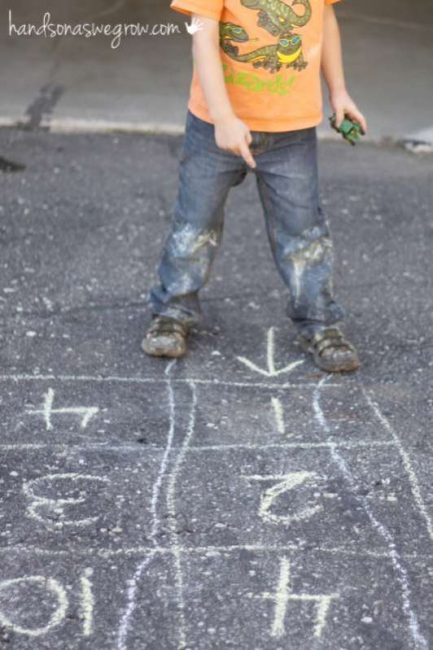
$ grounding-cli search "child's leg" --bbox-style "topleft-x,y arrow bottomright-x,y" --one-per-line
148,110 -> 247,327
255,127 -> 346,339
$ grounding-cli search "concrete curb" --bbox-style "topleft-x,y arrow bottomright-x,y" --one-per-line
400,127 -> 433,155
1,114 -> 432,154
0,115 -> 186,135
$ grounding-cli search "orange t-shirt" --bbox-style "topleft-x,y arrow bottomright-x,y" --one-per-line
170,0 -> 341,131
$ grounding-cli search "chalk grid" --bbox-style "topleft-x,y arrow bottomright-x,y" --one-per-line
0,365 -> 431,649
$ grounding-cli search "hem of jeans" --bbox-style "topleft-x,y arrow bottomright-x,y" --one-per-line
292,314 -> 345,336
150,306 -> 201,328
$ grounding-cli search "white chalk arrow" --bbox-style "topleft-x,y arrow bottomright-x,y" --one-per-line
236,327 -> 304,377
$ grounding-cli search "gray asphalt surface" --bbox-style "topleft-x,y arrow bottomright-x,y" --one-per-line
0,126 -> 433,649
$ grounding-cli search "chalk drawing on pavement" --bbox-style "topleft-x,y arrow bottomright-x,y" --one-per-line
0,340 -> 430,646
25,387 -> 99,430
0,570 -> 97,638
271,396 -> 287,435
243,472 -> 323,525
237,327 -> 304,377
258,557 -> 339,639
313,377 -> 429,650
22,473 -> 110,529
0,576 -> 68,637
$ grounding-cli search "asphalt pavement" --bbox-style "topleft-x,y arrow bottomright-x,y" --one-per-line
0,126 -> 433,649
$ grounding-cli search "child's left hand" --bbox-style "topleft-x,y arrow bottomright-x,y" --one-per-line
330,90 -> 367,134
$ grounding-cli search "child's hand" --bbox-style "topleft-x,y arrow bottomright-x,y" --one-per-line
214,114 -> 256,169
330,90 -> 367,134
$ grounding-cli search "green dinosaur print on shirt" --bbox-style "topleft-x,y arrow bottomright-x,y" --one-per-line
242,0 -> 312,36
222,62 -> 297,94
221,31 -> 307,72
220,22 -> 250,45
219,0 -> 312,75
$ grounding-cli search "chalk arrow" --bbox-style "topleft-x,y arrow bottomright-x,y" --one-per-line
236,327 -> 303,377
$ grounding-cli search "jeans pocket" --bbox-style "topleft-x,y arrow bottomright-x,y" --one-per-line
188,110 -> 214,135
180,110 -> 205,162
182,110 -> 218,158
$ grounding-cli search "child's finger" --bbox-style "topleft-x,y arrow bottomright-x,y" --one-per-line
357,113 -> 368,134
335,108 -> 345,128
349,108 -> 368,134
239,141 -> 256,169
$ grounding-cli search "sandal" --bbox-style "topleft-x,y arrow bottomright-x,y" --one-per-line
297,326 -> 360,373
141,315 -> 189,358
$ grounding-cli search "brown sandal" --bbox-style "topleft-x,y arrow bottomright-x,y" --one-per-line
141,316 -> 189,358
297,326 -> 360,373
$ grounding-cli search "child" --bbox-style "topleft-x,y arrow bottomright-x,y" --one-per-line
142,0 -> 367,372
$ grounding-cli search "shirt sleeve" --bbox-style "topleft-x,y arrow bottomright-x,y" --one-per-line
170,0 -> 223,21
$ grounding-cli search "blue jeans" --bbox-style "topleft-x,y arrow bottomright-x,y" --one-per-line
148,109 -> 346,338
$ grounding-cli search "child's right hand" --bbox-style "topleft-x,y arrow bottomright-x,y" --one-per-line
214,114 -> 256,169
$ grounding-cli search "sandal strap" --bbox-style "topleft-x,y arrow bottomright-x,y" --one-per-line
310,328 -> 355,357
317,339 -> 354,356
148,317 -> 188,336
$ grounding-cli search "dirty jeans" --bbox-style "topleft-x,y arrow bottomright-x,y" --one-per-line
148,109 -> 346,338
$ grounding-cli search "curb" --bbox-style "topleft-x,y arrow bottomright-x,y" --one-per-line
1,114 -> 432,154
0,115 -> 185,136
399,127 -> 433,155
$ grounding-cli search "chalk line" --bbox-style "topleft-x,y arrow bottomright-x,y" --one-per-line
266,555 -> 291,637
1,542 -> 433,561
314,377 -> 428,650
80,568 -> 95,636
116,359 -> 177,650
0,440 -> 396,453
362,387 -> 433,544
40,387 -> 54,430
187,441 -> 395,451
0,373 -> 340,389
166,380 -> 198,650
271,397 -> 286,435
